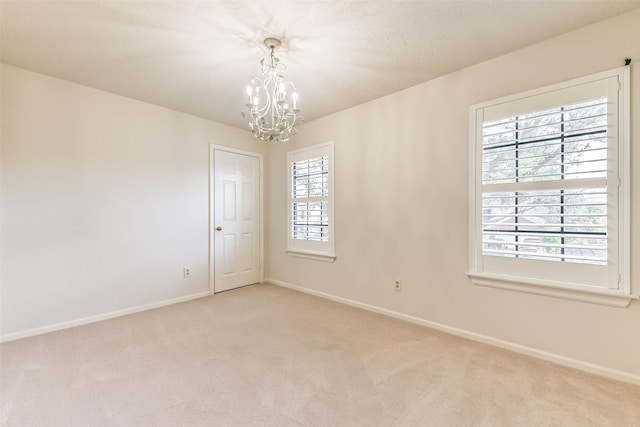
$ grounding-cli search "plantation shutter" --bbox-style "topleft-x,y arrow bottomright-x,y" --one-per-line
469,68 -> 631,305
481,96 -> 608,265
291,156 -> 329,241
470,72 -> 628,294
286,141 -> 335,261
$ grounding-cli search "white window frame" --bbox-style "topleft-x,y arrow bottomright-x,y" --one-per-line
287,141 -> 336,262
468,67 -> 636,307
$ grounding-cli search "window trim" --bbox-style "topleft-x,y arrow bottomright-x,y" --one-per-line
467,66 -> 636,307
287,141 -> 336,262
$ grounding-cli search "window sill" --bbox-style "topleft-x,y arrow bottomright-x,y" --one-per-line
286,249 -> 336,263
467,272 -> 637,308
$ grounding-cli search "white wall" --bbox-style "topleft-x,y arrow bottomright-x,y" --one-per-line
0,64 -> 264,338
265,10 -> 640,381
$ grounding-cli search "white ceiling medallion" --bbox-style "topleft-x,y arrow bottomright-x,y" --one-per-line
242,37 -> 303,142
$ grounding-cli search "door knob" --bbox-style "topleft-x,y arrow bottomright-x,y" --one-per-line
216,226 -> 222,231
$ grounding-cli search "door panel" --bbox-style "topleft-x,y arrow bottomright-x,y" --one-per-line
241,233 -> 254,271
213,149 -> 261,292
222,234 -> 236,275
223,181 -> 236,220
242,183 -> 253,219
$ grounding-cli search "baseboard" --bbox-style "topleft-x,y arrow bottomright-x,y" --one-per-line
265,278 -> 640,387
0,291 -> 210,343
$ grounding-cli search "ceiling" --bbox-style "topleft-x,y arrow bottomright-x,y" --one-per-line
2,1 -> 640,130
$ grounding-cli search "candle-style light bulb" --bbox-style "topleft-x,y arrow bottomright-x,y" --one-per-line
246,85 -> 253,104
292,92 -> 298,109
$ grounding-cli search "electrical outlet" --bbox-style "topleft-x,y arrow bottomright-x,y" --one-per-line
394,279 -> 402,291
183,268 -> 191,278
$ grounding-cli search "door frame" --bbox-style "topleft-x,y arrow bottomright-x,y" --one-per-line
209,144 -> 264,294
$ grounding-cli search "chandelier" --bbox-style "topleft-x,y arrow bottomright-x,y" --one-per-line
242,37 -> 303,142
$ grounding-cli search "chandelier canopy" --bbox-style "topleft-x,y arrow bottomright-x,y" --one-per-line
242,37 -> 303,143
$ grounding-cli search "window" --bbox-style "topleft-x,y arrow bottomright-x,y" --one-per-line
287,141 -> 335,261
468,67 -> 634,307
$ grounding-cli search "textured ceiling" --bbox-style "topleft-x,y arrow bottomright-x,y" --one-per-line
2,1 -> 640,130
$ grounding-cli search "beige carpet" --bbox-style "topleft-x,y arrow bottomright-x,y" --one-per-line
1,283 -> 639,426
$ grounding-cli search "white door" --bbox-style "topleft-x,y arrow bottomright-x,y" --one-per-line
212,148 -> 262,293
